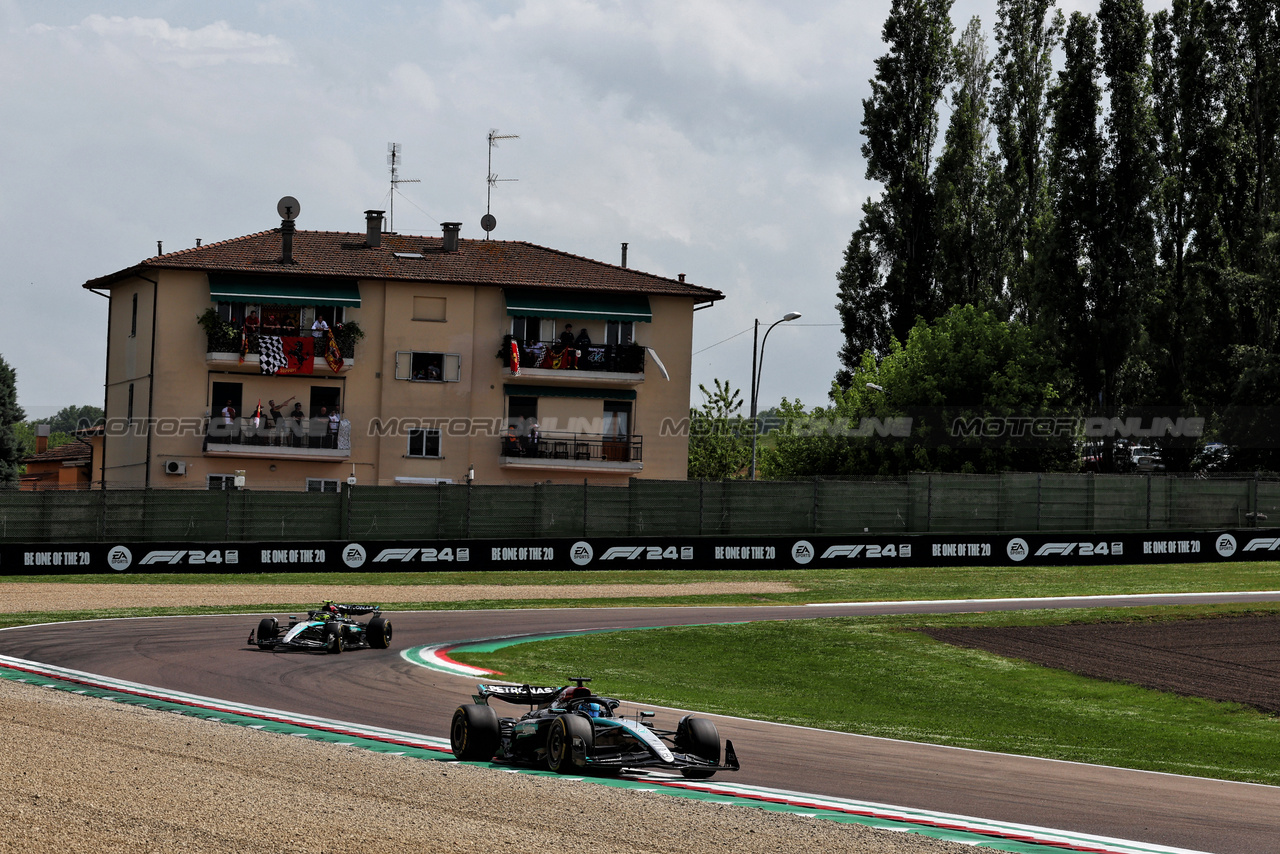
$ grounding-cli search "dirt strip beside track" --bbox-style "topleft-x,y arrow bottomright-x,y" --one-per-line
8,581 -> 797,612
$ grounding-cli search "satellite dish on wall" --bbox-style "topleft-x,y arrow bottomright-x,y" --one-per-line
480,213 -> 497,234
277,196 -> 301,221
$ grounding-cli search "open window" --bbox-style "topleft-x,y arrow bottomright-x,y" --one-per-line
395,351 -> 462,382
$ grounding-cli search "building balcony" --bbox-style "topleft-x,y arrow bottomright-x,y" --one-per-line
204,323 -> 360,373
499,430 -> 643,473
501,336 -> 646,384
204,419 -> 350,461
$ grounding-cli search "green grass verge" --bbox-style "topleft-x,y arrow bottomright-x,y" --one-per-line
455,603 -> 1280,786
5,560 -> 1280,605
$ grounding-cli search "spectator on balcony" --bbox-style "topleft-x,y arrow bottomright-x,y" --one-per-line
521,419 -> 541,456
311,316 -> 329,338
559,323 -> 575,346
328,407 -> 341,446
503,425 -> 523,457
574,326 -> 591,348
290,402 -> 305,446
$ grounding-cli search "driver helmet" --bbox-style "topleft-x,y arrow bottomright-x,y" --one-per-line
325,602 -> 339,615
582,702 -> 607,718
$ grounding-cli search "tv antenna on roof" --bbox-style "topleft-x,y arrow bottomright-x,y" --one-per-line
484,129 -> 519,238
387,142 -> 420,233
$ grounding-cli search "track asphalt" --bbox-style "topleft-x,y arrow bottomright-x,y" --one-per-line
4,593 -> 1280,853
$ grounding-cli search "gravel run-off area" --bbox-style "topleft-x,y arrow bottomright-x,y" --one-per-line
3,582 -> 974,854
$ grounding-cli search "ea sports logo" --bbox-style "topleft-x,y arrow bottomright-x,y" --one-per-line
791,540 -> 814,565
342,544 -> 367,568
107,546 -> 133,572
1215,533 -> 1237,558
1007,538 -> 1029,562
570,541 -> 594,566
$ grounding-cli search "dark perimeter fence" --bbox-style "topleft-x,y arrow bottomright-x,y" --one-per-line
3,473 -> 1279,544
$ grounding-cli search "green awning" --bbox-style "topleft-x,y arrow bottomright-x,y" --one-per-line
504,384 -> 636,401
209,274 -> 361,308
504,289 -> 651,323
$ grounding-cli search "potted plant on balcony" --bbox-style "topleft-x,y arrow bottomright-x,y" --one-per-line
198,308 -> 241,354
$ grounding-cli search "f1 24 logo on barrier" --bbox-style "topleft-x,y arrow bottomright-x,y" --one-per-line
599,546 -> 694,561
1034,542 -> 1122,557
819,544 -> 907,559
371,547 -> 469,563
1243,537 -> 1280,553
138,549 -> 239,565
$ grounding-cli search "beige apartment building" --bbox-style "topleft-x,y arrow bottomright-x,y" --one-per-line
84,209 -> 722,490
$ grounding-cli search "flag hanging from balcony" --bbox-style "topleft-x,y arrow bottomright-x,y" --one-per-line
510,339 -> 520,376
324,329 -> 344,373
239,326 -> 248,364
259,336 -> 313,375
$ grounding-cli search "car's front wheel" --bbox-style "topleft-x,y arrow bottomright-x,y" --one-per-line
546,714 -> 593,773
366,616 -> 392,649
676,716 -> 720,779
324,621 -> 343,654
450,704 -> 500,761
255,617 -> 278,649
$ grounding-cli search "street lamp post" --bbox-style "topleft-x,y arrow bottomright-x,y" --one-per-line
749,311 -> 802,480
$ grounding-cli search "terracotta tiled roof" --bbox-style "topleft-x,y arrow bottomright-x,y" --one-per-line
22,440 -> 92,465
83,229 -> 723,303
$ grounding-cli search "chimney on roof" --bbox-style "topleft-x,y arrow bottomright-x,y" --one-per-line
621,242 -> 628,268
441,222 -> 462,252
36,423 -> 50,455
280,218 -> 296,264
365,210 -> 384,248
678,273 -> 686,282
157,241 -> 163,255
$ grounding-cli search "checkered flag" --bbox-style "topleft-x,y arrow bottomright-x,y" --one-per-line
260,336 -> 286,375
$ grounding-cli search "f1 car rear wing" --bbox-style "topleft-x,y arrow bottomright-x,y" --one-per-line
334,604 -> 380,616
473,684 -> 563,706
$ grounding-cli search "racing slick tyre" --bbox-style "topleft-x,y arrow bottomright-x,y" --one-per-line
255,618 -> 278,649
366,616 -> 392,649
546,713 -> 593,774
676,716 -> 720,779
324,621 -> 344,654
450,704 -> 501,761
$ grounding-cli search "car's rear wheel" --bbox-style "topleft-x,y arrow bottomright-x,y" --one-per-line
366,616 -> 392,649
450,704 -> 501,761
676,716 -> 719,778
256,617 -> 278,649
324,621 -> 343,654
546,714 -> 592,773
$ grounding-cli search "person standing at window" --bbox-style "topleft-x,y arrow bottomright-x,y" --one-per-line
312,316 -> 329,338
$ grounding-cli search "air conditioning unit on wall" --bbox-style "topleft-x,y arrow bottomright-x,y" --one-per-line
164,460 -> 186,475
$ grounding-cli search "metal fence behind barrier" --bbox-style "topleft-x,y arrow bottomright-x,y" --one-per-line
2,473 -> 1278,544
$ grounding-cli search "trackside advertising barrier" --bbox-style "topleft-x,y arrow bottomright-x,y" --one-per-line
2,529 -> 1275,574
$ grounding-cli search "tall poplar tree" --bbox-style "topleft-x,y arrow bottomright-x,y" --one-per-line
933,17 -> 1001,311
990,0 -> 1063,312
1097,0 -> 1158,408
1038,12 -> 1105,405
835,0 -> 954,385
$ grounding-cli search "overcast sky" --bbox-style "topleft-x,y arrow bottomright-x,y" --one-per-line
2,0 -> 1163,422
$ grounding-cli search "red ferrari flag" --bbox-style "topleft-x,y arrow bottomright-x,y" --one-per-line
324,329 -> 344,373
510,339 -> 520,376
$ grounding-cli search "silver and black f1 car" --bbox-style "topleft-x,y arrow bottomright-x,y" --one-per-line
248,601 -> 392,654
449,677 -> 739,779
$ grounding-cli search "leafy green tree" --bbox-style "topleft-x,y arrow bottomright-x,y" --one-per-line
770,306 -> 1072,476
836,0 -> 954,382
0,355 -> 25,486
933,17 -> 1001,312
49,404 -> 104,435
687,380 -> 751,480
1097,0 -> 1158,409
1036,11 -> 1105,406
990,0 -> 1064,311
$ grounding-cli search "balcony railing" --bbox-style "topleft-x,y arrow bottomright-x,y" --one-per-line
502,335 -> 645,375
500,430 -> 642,464
204,418 -> 350,455
203,321 -> 362,362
